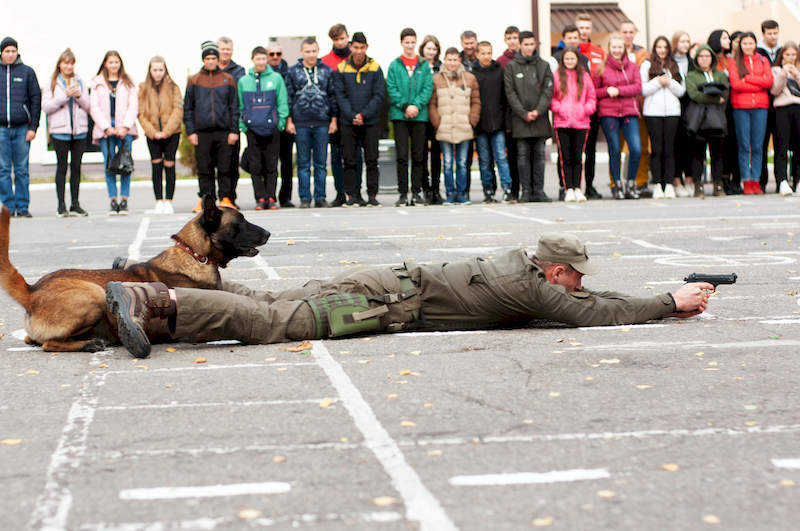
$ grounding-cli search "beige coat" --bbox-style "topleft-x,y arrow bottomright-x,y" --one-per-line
138,80 -> 184,138
428,65 -> 481,144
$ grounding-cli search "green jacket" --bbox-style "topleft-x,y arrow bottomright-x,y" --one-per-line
237,67 -> 289,133
386,56 -> 433,122
686,45 -> 730,104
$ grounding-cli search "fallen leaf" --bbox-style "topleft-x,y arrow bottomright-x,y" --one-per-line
193,357 -> 207,364
276,367 -> 288,372
286,240 -> 295,245
339,351 -> 350,354
570,342 -> 583,347
597,490 -> 616,498
549,392 -> 561,397
620,327 -> 631,332
636,385 -> 653,389
556,338 -> 565,343
362,337 -> 373,341
358,359 -> 371,364
282,340 -> 313,352
744,421 -> 757,426
702,514 -> 720,524
599,358 -> 620,364
554,217 -> 565,222
1,439 -> 22,445
613,252 -> 622,257
135,365 -> 148,369
707,361 -> 718,366
319,397 -> 333,408
166,347 -> 177,352
695,352 -> 705,357
780,479 -> 795,487
396,380 -> 409,385
523,419 -> 534,424
743,405 -> 758,410
340,437 -> 349,442
410,350 -> 421,356
98,364 -> 108,369
552,350 -> 565,354
387,393 -> 398,399
238,509 -> 261,519
372,496 -> 397,507
25,369 -> 39,375
427,449 -> 443,456
0,333 -> 4,339
264,357 -> 277,362
423,403 -> 433,408
532,516 -> 554,527
400,420 -> 416,427
272,455 -> 286,463
662,463 -> 679,472
585,376 -> 594,381
399,369 -> 411,375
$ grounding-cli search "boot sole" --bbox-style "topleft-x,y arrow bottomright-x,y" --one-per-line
106,282 -> 152,359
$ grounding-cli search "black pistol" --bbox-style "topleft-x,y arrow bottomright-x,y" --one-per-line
684,273 -> 738,290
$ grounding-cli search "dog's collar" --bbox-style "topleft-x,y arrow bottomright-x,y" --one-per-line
172,237 -> 217,266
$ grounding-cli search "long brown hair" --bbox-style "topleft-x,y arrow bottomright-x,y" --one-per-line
648,36 -> 681,82
419,35 -> 441,63
557,48 -> 585,99
734,32 -> 758,79
50,48 -> 75,93
775,41 -> 799,67
143,56 -> 175,91
96,50 -> 134,88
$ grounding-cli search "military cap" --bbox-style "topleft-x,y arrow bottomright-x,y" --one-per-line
535,232 -> 597,275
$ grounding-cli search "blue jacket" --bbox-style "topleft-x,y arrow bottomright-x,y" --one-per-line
286,59 -> 338,128
1,56 -> 41,130
237,67 -> 288,136
333,56 -> 385,125
183,67 -> 239,135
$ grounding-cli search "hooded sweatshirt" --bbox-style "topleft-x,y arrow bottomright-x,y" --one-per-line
685,45 -> 730,105
237,67 -> 288,135
593,54 -> 641,118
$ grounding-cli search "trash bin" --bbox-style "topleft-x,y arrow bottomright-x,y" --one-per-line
378,139 -> 397,192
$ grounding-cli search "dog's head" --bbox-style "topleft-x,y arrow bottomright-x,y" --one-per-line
196,195 -> 270,267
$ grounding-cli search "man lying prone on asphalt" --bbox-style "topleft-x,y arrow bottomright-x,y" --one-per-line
106,232 -> 713,358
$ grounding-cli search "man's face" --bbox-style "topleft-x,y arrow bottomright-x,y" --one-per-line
504,32 -> 520,51
301,43 -> 319,65
203,55 -> 218,71
267,46 -> 282,67
563,31 -> 580,48
461,37 -> 477,57
620,23 -> 637,46
1,46 -> 17,65
252,53 -> 268,73
332,32 -> 349,50
546,265 -> 584,292
444,53 -> 461,72
401,36 -> 417,57
218,41 -> 233,65
520,37 -> 537,57
477,45 -> 492,66
764,27 -> 780,47
349,41 -> 367,64
576,20 -> 592,42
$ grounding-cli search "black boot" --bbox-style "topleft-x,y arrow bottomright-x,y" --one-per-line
411,192 -> 425,205
329,192 -> 347,207
531,170 -> 551,202
586,186 -> 603,200
395,194 -> 408,207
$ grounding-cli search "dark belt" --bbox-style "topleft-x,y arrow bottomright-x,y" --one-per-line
380,265 -> 425,331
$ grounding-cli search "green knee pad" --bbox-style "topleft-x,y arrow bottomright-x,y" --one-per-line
305,293 -> 389,338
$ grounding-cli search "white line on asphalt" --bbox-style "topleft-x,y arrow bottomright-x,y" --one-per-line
621,237 -> 693,255
759,319 -> 800,324
11,329 -> 26,340
119,481 -> 291,500
772,458 -> 800,469
127,217 -> 151,260
311,341 -> 457,531
564,339 -> 800,351
484,208 -> 556,225
566,229 -> 612,233
396,209 -> 409,216
311,212 -> 322,217
368,234 -> 416,239
7,347 -> 38,352
97,399 -> 336,411
100,440 -> 362,460
465,232 -> 513,236
657,225 -> 708,230
789,276 -> 800,280
449,468 -> 610,486
402,331 -> 489,337
248,254 -> 280,280
104,362 -> 317,375
28,357 -> 105,530
577,324 -> 666,331
66,244 -> 123,250
619,254 -> 674,259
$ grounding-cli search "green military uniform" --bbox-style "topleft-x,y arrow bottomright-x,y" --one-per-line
168,233 -> 676,345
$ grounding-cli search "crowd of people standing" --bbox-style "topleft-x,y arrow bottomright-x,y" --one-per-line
0,14 -> 798,217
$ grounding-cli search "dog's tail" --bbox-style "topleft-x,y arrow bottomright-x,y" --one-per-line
0,206 -> 32,311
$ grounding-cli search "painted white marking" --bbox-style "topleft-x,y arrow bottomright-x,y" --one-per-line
101,440 -> 361,460
119,481 -> 291,500
449,468 -> 609,486
79,512 -> 403,530
657,225 -> 708,230
368,234 -> 415,239
428,246 -> 513,254
12,328 -> 28,340
67,244 -> 122,250
311,341 -> 456,531
311,212 -> 322,217
403,331 -> 489,337
565,339 -> 800,352
759,319 -> 800,324
465,232 -> 513,236
752,222 -> 800,228
708,236 -> 750,241
789,276 -> 800,280
484,208 -> 556,225
655,255 -> 795,267
578,324 -> 666,331
97,399 -> 334,411
396,209 -> 409,216
621,237 -> 692,255
7,347 -> 38,352
205,339 -> 242,345
772,458 -> 800,469
563,204 -> 581,210
566,229 -> 611,233
105,362 -> 317,376
249,254 -> 280,280
127,217 -> 151,261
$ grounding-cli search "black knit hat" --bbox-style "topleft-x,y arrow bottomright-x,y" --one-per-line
201,40 -> 219,59
351,32 -> 367,45
1,37 -> 18,53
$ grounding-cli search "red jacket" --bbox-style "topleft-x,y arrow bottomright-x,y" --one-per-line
593,55 -> 641,118
579,42 -> 605,77
496,49 -> 515,68
321,49 -> 348,71
729,53 -> 773,109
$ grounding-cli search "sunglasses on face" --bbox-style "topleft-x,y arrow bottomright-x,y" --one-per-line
269,52 -> 282,57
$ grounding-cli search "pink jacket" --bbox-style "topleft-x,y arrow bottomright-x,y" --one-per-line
89,74 -> 139,144
41,76 -> 90,136
593,55 -> 641,118
550,70 -> 596,129
770,66 -> 800,107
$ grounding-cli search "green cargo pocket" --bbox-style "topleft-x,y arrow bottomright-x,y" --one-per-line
306,293 -> 389,338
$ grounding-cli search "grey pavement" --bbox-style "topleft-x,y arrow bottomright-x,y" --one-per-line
2,163 -> 800,530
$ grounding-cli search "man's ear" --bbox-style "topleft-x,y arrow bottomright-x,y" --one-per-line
201,194 -> 222,234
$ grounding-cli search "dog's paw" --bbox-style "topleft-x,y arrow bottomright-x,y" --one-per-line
83,339 -> 107,353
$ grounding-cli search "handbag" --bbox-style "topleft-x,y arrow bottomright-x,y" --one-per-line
108,144 -> 134,175
684,101 -> 726,136
787,78 -> 800,98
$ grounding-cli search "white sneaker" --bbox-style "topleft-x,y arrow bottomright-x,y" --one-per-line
163,201 -> 174,214
564,188 -> 576,202
154,201 -> 164,214
664,184 -> 677,198
574,188 -> 587,202
779,180 -> 793,197
676,184 -> 690,198
652,186 -> 665,199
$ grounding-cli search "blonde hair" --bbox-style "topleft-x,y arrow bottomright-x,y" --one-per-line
50,48 -> 76,93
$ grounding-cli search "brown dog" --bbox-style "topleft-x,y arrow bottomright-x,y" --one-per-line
0,196 -> 269,352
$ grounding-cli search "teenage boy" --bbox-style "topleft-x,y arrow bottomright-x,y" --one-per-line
386,27 -> 433,207
547,25 -> 589,72
619,20 -> 652,198
461,30 -> 480,197
218,37 -> 246,208
757,19 -> 784,193
504,31 -> 553,202
322,24 -> 362,207
576,13 -> 605,199
497,26 -> 520,68
265,43 -> 295,207
238,46 -> 288,210
333,32 -> 385,207
0,37 -> 40,217
184,41 -> 239,212
474,41 -> 512,203
498,25 -> 521,201
286,37 -> 338,208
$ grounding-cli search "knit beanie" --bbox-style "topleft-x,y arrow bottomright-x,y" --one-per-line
1,37 -> 18,53
201,41 -> 219,59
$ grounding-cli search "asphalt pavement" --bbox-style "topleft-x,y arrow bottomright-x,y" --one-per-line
2,167 -> 800,530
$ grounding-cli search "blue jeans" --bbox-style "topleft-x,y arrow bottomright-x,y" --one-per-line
330,136 -> 361,194
295,126 -> 329,202
100,135 -> 134,198
475,131 -> 512,193
600,116 -> 641,184
732,108 -> 768,182
440,141 -> 469,197
0,125 -> 31,212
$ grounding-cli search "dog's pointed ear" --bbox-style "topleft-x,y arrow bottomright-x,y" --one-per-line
201,194 -> 222,234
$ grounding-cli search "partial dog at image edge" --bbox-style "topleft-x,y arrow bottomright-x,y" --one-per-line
0,196 -> 269,353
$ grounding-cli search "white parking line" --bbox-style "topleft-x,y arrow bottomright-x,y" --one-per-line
97,399 -> 334,411
577,324 -> 666,331
248,254 -> 280,280
759,319 -> 800,324
99,440 -> 362,460
772,458 -> 800,469
621,237 -> 693,255
128,217 -> 151,260
484,208 -> 556,225
311,341 -> 456,531
119,481 -> 291,500
104,362 -> 317,376
67,244 -> 123,250
449,468 -> 609,486
565,339 -> 800,351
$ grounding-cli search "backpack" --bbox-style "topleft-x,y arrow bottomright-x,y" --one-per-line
243,74 -> 278,137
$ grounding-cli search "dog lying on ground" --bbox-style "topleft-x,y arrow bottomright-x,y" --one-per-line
0,195 -> 269,352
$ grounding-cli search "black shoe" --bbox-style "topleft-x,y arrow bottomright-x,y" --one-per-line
518,191 -> 532,203
637,186 -> 653,199
395,194 -> 408,207
586,186 -> 602,200
299,201 -> 312,208
70,203 -> 88,216
281,201 -> 295,208
118,198 -> 129,214
329,192 -> 346,207
558,188 -> 566,201
411,192 -> 424,205
624,182 -> 640,200
57,203 -> 68,217
345,195 -> 359,207
531,192 -> 552,203
16,210 -> 32,218
483,191 -> 497,204
109,199 -> 119,215
315,199 -> 328,208
355,194 -> 368,207
613,186 -> 625,200
366,194 -> 381,207
502,192 -> 516,204
106,281 -> 174,359
423,190 -> 434,205
431,191 -> 444,205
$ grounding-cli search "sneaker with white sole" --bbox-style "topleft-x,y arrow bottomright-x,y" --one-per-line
154,201 -> 164,214
779,180 -> 793,197
676,184 -> 690,197
564,188 -> 577,202
664,183 -> 677,198
652,186 -> 665,199
574,188 -> 587,202
163,201 -> 174,214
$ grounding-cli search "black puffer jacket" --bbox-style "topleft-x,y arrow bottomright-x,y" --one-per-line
0,56 -> 40,130
472,60 -> 506,134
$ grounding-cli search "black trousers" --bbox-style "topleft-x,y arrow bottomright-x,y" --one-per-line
722,101 -> 740,182
278,131 -> 294,203
196,130 -> 233,200
146,134 -> 180,200
423,122 -> 441,192
583,113 -> 601,189
645,116 -> 680,186
52,137 -> 84,206
554,128 -> 588,189
341,122 -> 380,196
516,137 -> 546,194
690,134 -> 724,183
393,120 -> 426,195
760,107 -> 777,190
505,130 -> 519,196
245,130 -> 281,201
774,104 -> 800,185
